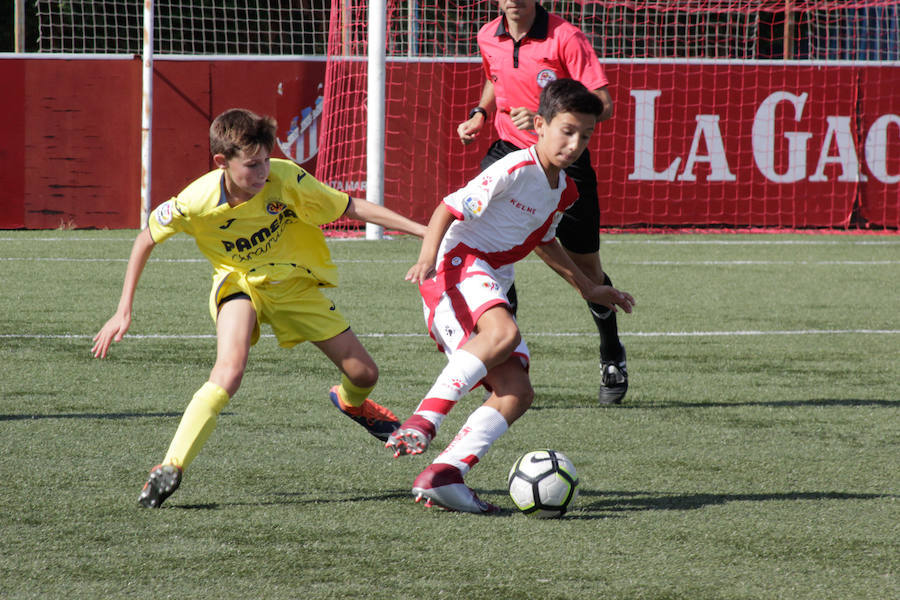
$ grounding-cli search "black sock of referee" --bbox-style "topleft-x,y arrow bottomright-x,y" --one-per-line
506,282 -> 519,318
589,273 -> 624,363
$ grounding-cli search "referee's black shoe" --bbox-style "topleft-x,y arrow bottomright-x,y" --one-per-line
598,349 -> 628,405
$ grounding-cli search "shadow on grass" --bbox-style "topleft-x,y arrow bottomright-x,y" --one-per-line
646,398 -> 898,409
170,490 -> 419,511
150,488 -> 894,518
0,411 -> 235,421
571,489 -> 895,518
529,397 -> 897,410
169,489 -> 533,518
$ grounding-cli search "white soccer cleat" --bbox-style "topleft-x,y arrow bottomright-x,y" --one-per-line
385,415 -> 435,457
411,463 -> 500,515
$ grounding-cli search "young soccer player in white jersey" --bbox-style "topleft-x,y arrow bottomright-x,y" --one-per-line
459,0 -> 630,406
92,108 -> 426,508
387,79 -> 635,513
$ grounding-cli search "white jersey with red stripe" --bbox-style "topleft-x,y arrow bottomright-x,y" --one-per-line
438,145 -> 574,288
418,145 -> 576,358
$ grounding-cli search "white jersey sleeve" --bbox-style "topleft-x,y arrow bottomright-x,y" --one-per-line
442,162 -> 512,222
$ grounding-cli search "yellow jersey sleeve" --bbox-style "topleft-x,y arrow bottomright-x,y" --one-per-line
147,169 -> 222,243
147,197 -> 188,243
274,159 -> 350,226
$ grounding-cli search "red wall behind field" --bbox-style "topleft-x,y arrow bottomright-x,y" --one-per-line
0,58 -> 328,229
0,60 -> 25,228
1,56 -> 897,230
0,58 -> 142,229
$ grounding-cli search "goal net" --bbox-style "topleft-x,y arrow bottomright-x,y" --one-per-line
317,0 -> 900,231
35,1 -> 331,55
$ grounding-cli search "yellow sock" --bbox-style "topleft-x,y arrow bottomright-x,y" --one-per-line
163,382 -> 230,470
338,374 -> 374,408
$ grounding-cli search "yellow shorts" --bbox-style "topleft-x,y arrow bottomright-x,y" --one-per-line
210,274 -> 350,348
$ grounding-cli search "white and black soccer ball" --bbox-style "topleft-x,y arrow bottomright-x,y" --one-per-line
507,449 -> 579,518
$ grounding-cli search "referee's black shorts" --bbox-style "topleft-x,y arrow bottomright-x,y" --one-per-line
480,139 -> 601,254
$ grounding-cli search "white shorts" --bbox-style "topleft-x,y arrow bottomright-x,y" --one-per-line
418,256 -> 529,366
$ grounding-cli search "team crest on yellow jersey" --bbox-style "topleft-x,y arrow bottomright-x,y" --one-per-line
266,201 -> 287,215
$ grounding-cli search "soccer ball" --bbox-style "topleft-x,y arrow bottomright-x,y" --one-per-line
507,449 -> 579,518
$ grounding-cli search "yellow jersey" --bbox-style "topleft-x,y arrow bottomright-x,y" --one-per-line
148,158 -> 350,289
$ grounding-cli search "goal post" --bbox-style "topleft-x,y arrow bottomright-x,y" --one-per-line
14,0 -> 26,52
366,0 -> 386,240
140,0 -> 154,230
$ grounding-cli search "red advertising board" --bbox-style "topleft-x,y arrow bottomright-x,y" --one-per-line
148,60 -> 329,219
0,57 -> 897,230
858,66 -> 900,228
322,60 -> 899,229
599,62 -> 866,228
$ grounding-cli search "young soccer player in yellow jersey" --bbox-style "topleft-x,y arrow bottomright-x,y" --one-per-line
92,108 -> 426,508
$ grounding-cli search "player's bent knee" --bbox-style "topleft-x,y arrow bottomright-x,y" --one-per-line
517,383 -> 535,410
489,325 -> 521,356
209,360 -> 248,395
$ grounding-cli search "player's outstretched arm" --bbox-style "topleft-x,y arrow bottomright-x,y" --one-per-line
344,197 -> 427,238
534,241 -> 635,314
92,228 -> 157,358
405,203 -> 456,285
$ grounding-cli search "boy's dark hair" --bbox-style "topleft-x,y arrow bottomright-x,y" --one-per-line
210,108 -> 277,159
537,78 -> 604,122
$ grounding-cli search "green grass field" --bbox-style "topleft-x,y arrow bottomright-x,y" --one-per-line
1,231 -> 897,599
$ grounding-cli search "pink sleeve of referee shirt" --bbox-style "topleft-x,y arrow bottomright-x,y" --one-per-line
559,25 -> 608,91
478,20 -> 496,82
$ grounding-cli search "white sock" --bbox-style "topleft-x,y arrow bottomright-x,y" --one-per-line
434,405 -> 509,476
415,349 -> 487,432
